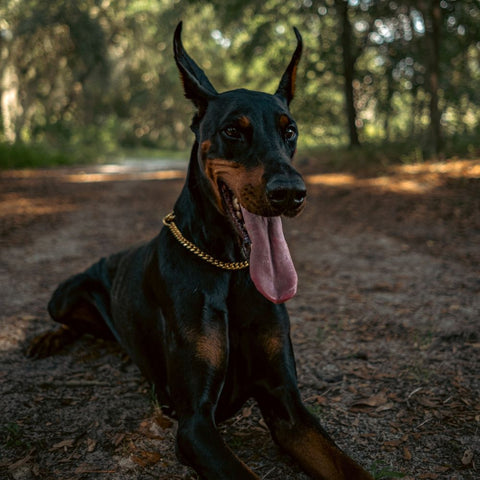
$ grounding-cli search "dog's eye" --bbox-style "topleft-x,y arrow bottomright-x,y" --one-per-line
285,125 -> 297,141
223,126 -> 242,140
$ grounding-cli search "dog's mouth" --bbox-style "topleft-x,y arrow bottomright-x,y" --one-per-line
220,183 -> 251,257
220,183 -> 297,304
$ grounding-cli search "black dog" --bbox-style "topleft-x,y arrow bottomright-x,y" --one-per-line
29,23 -> 373,480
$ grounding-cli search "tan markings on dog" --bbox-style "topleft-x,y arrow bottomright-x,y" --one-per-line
279,114 -> 290,129
201,140 -> 211,154
239,182 -> 271,214
195,329 -> 225,368
263,334 -> 283,360
277,425 -> 373,480
278,427 -> 348,480
204,158 -> 240,211
204,159 -> 267,215
238,115 -> 251,128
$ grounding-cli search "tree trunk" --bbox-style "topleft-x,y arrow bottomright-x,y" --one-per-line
1,62 -> 20,143
336,0 -> 360,148
383,63 -> 395,142
420,0 -> 442,155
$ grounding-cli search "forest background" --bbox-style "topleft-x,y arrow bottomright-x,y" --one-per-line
0,0 -> 479,168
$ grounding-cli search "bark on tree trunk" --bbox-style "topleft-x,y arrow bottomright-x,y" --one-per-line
383,64 -> 395,142
336,0 -> 360,148
1,62 -> 19,143
420,0 -> 443,155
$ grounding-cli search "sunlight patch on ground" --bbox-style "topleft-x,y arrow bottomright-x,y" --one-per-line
64,169 -> 185,183
306,158 -> 480,194
0,158 -> 188,183
0,193 -> 75,217
305,172 -> 441,193
396,158 -> 480,177
305,173 -> 357,187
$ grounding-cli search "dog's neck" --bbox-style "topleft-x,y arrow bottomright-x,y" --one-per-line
172,142 -> 244,264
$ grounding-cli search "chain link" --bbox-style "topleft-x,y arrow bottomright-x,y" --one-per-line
162,212 -> 249,271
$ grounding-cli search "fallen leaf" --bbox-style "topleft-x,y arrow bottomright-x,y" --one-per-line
86,438 -> 97,453
112,433 -> 125,447
403,447 -> 412,460
153,411 -> 173,430
51,439 -> 75,451
241,405 -> 253,418
258,418 -> 268,431
416,397 -> 439,408
461,449 -> 473,465
139,421 -> 164,440
364,391 -> 388,407
131,451 -> 161,467
7,451 -> 34,471
383,439 -> 402,448
376,402 -> 395,413
314,395 -> 328,406
75,464 -> 116,474
351,391 -> 388,409
75,464 -> 92,474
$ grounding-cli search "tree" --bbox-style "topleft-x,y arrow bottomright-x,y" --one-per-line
1,0 -> 479,159
418,0 -> 442,155
335,0 -> 360,147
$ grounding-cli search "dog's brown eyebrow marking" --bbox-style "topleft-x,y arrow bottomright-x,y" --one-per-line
279,114 -> 290,128
201,140 -> 211,154
237,115 -> 251,128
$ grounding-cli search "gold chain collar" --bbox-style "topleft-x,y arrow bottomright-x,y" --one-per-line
162,212 -> 249,271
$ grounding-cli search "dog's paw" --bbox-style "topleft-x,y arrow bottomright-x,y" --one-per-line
25,326 -> 79,358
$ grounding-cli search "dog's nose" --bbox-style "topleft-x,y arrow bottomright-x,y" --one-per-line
266,177 -> 306,213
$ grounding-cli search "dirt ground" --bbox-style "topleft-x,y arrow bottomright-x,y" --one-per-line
0,156 -> 479,480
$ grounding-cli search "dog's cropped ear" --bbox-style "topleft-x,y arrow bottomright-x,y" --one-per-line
173,22 -> 218,114
275,27 -> 302,105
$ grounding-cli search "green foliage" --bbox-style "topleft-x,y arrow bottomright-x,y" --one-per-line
299,142 -> 421,173
2,422 -> 31,450
370,461 -> 406,479
0,0 -> 479,167
306,402 -> 325,418
0,142 -> 75,169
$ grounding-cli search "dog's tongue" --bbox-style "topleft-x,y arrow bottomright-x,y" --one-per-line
241,206 -> 297,304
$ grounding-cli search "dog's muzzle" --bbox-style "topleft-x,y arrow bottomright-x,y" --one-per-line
265,174 -> 306,216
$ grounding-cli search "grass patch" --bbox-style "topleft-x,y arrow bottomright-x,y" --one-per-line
0,141 -> 190,170
2,422 -> 31,450
306,402 -> 326,418
370,461 -> 406,479
0,142 -> 84,169
113,147 -> 190,162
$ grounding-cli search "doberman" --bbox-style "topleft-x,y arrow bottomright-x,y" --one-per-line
28,22 -> 374,480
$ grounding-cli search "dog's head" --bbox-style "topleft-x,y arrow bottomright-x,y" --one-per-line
173,22 -> 305,218
173,22 -> 305,303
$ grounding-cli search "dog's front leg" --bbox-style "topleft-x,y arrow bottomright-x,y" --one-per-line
166,306 -> 259,480
254,332 -> 374,480
176,413 -> 258,480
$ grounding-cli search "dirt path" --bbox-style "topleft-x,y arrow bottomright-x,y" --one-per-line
1,158 -> 479,480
